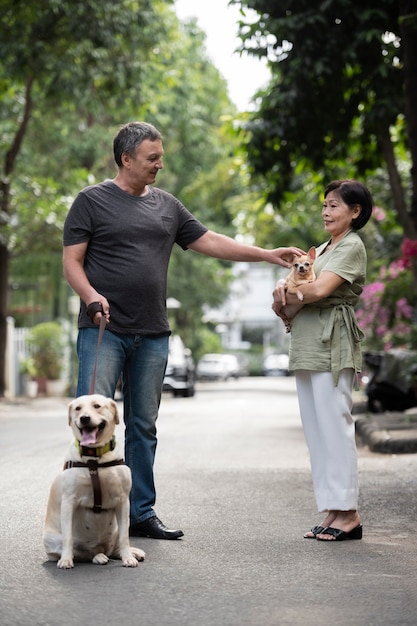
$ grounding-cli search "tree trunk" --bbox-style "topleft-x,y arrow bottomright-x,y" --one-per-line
0,75 -> 34,394
398,0 -> 417,227
379,122 -> 417,238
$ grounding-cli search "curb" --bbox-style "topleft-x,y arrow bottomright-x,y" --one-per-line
355,411 -> 417,454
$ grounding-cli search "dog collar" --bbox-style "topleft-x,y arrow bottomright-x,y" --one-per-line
75,435 -> 116,458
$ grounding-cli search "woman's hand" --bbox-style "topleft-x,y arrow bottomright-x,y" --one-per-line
272,279 -> 291,326
272,279 -> 288,312
272,279 -> 298,332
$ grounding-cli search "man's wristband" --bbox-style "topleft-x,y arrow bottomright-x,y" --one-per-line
86,301 -> 104,322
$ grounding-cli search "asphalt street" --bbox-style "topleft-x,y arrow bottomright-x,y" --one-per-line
1,377 -> 417,626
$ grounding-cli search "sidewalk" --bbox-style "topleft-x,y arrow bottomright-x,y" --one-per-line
0,395 -> 69,419
353,399 -> 417,454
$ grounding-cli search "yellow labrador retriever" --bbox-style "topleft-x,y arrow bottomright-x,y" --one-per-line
43,394 -> 145,569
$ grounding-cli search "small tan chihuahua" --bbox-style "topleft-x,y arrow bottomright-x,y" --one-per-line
285,246 -> 316,300
273,246 -> 316,332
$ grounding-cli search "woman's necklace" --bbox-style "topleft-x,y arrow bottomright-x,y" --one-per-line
323,239 -> 335,253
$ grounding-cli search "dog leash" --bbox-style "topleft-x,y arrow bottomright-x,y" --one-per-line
67,302 -> 122,513
86,303 -> 107,394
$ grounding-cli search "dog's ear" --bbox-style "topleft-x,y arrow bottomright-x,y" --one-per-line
110,399 -> 119,425
68,401 -> 74,426
307,246 -> 316,260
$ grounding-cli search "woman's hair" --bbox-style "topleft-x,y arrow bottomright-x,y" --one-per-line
113,122 -> 162,167
324,179 -> 374,230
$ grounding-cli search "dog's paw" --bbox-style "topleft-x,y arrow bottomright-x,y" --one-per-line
57,557 -> 74,569
121,547 -> 145,567
131,547 -> 145,562
296,291 -> 304,302
122,554 -> 140,567
92,553 -> 110,565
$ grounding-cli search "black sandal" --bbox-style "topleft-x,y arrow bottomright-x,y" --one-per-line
303,525 -> 325,539
316,524 -> 363,541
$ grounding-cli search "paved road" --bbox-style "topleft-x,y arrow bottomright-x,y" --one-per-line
1,378 -> 417,626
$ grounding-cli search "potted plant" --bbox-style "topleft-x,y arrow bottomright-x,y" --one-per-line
19,356 -> 38,398
27,321 -> 67,396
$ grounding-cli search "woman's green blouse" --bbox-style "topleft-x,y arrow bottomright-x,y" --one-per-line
289,230 -> 366,385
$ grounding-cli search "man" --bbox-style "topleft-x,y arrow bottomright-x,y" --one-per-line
63,121 -> 302,540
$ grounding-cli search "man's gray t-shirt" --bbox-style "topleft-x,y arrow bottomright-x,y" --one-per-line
63,180 -> 208,335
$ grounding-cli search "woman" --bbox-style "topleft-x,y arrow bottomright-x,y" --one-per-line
272,179 -> 373,541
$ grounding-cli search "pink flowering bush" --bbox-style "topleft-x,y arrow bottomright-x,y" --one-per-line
357,238 -> 417,350
400,238 -> 417,268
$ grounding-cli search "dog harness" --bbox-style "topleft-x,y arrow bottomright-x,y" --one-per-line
63,455 -> 125,514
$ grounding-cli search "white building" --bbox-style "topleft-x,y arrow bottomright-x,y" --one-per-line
203,263 -> 290,353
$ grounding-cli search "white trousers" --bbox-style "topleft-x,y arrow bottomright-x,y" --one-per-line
295,369 -> 359,512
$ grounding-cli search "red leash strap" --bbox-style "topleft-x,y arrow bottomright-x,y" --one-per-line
89,315 -> 107,394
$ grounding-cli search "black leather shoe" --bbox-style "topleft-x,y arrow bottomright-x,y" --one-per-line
129,516 -> 184,540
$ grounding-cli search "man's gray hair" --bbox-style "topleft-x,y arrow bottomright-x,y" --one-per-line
113,122 -> 162,167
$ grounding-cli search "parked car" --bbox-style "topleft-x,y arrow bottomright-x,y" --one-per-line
262,353 -> 290,376
196,353 -> 245,381
235,354 -> 249,377
163,335 -> 196,397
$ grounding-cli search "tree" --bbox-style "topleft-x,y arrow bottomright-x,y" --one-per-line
229,0 -> 417,351
231,0 -> 417,243
0,0 -> 175,394
1,1 -> 248,392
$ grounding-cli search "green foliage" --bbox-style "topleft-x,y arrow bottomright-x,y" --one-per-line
6,175 -> 76,256
0,0 -> 164,101
8,0 -> 416,384
189,327 -> 223,364
167,247 -> 233,351
231,0 -> 407,205
1,0 -> 253,354
19,356 -> 36,377
228,0 -> 417,323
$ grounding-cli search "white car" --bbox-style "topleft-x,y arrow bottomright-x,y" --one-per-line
263,353 -> 290,376
196,353 -> 242,381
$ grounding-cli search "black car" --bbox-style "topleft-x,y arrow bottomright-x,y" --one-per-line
163,335 -> 196,397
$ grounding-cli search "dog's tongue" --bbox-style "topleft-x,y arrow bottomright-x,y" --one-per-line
81,428 -> 98,446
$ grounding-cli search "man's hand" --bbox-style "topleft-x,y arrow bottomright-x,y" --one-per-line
86,296 -> 110,325
268,247 -> 305,269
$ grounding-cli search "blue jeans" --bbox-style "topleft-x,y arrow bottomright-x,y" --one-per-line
76,328 -> 169,524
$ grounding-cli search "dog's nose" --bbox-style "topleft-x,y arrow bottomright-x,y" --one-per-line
80,415 -> 91,425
